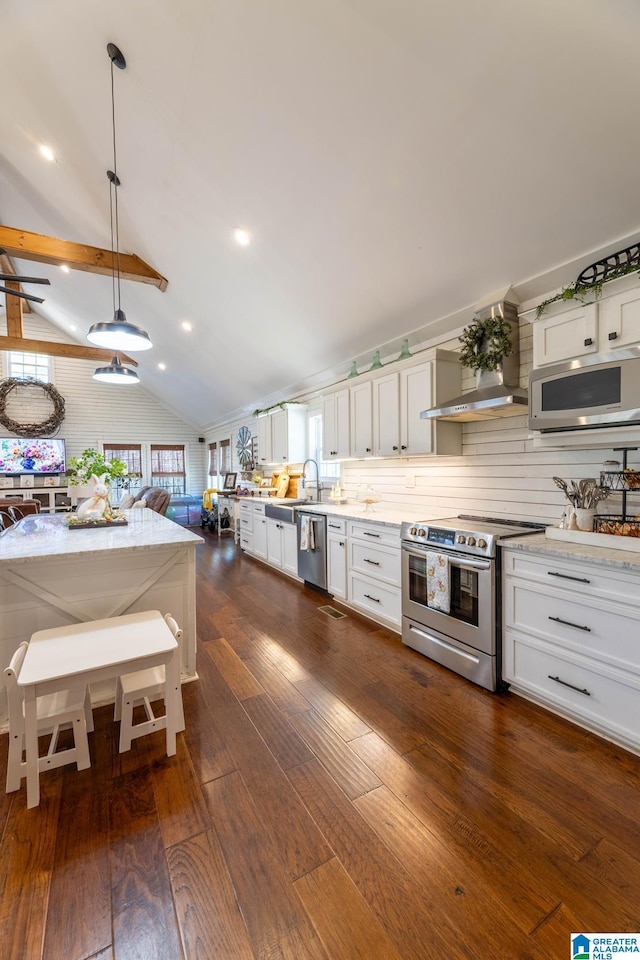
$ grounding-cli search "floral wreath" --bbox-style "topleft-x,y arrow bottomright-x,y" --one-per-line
458,316 -> 514,373
0,377 -> 66,437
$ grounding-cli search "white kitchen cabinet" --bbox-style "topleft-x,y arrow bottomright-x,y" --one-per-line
347,519 -> 401,627
528,275 -> 640,368
0,486 -> 72,513
270,404 -> 308,464
266,517 -> 284,567
502,546 -> 640,755
598,285 -> 640,348
372,372 -> 400,457
252,503 -> 268,560
256,415 -> 272,465
327,517 -> 347,600
322,388 -> 350,460
349,380 -> 373,458
345,350 -> 461,460
265,517 -> 298,578
399,353 -> 461,457
238,499 -> 253,552
282,524 -> 298,577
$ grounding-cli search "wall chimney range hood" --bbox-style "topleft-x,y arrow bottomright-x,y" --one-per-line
421,291 -> 528,422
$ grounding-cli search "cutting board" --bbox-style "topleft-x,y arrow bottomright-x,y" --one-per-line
276,472 -> 290,498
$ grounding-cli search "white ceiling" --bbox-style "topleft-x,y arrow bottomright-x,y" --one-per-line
2,0 -> 640,430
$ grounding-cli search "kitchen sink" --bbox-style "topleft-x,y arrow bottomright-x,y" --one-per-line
264,503 -> 298,524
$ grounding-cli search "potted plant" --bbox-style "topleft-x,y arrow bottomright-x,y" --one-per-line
66,448 -> 131,510
66,447 -> 129,486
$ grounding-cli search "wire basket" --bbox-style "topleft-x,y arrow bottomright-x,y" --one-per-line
600,469 -> 640,491
593,515 -> 640,537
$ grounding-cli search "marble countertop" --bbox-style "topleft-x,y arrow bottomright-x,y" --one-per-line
501,531 -> 640,572
291,501 -> 447,528
0,510 -> 204,565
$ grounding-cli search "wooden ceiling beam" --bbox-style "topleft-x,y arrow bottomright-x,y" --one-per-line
4,281 -> 24,338
0,224 -> 168,291
0,335 -> 138,367
0,253 -> 31,313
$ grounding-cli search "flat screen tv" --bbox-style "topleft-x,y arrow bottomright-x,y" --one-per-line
0,437 -> 66,475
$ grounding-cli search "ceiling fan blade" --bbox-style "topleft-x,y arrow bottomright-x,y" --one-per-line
0,284 -> 45,304
0,273 -> 51,284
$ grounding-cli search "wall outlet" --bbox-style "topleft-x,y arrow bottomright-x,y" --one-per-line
405,473 -> 415,488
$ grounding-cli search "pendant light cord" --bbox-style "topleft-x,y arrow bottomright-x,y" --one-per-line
110,56 -> 122,315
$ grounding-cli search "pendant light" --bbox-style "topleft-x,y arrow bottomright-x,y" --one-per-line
88,42 -> 152,357
93,355 -> 140,384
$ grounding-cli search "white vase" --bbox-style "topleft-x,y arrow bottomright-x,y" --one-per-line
574,507 -> 596,532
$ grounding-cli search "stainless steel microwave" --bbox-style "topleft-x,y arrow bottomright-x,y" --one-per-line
529,348 -> 640,432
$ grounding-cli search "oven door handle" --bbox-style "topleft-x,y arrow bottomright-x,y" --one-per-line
402,544 -> 491,572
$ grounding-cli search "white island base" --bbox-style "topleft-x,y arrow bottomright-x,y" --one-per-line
0,510 -> 203,730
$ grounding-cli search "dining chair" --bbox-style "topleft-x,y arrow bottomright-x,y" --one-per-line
4,642 -> 94,795
114,613 -> 185,752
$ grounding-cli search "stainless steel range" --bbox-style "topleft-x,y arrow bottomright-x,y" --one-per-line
401,515 -> 544,691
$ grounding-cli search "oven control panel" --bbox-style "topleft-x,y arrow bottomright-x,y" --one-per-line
401,520 -> 496,557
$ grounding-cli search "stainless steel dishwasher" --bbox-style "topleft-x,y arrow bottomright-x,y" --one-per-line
296,511 -> 328,591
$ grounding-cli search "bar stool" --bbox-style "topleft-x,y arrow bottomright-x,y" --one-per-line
114,613 -> 185,752
4,642 -> 93,795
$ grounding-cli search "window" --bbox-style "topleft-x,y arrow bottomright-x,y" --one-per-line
104,443 -> 143,498
9,351 -> 50,382
308,414 -> 340,483
208,442 -> 217,477
150,444 -> 186,495
219,438 -> 231,475
103,443 -> 142,476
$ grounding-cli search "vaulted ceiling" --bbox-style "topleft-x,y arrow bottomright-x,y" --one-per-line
2,1 -> 640,430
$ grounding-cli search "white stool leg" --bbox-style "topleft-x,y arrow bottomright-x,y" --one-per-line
83,686 -> 94,733
119,694 -> 135,753
114,676 -> 123,722
74,716 -> 91,771
5,730 -> 24,793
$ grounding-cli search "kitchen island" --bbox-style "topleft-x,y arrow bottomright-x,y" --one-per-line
0,510 -> 203,729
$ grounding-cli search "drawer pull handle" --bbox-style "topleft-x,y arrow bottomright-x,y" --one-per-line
363,532 -> 380,538
328,523 -> 341,529
608,331 -> 618,341
548,675 -> 591,696
363,558 -> 380,566
584,337 -> 593,346
364,593 -> 381,603
548,615 -> 591,632
547,571 -> 591,584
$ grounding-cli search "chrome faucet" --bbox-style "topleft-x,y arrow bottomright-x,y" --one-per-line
302,459 -> 322,501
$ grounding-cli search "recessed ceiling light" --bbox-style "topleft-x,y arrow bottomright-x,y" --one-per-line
157,362 -> 166,370
60,264 -> 70,273
180,320 -> 192,332
233,228 -> 251,247
39,144 -> 56,162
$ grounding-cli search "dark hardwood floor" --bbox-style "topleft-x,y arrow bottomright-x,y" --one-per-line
1,530 -> 639,959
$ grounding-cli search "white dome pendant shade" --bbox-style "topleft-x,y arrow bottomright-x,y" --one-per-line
93,355 -> 140,384
88,42 -> 152,379
88,308 -> 152,351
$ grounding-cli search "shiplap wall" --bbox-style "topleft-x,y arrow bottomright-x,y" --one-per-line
340,321 -> 640,524
1,314 -> 207,494
206,317 -> 640,525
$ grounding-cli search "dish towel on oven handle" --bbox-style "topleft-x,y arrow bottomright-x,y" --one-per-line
299,515 -> 315,551
426,551 -> 450,614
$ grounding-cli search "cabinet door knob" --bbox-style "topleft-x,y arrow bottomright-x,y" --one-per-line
392,445 -> 398,451
584,337 -> 593,346
366,447 -> 371,453
608,331 -> 618,341
401,445 -> 407,450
